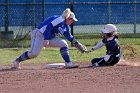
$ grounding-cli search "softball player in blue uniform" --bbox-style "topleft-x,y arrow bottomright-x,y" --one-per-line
12,8 -> 80,69
86,24 -> 121,67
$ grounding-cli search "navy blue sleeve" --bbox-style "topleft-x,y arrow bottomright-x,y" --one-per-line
43,23 -> 53,40
102,38 -> 106,43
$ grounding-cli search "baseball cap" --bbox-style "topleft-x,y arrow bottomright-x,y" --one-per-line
69,13 -> 78,21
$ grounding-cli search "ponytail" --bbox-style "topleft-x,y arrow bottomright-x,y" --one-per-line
62,8 -> 72,19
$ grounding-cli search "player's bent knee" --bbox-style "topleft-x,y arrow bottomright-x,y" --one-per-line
91,59 -> 96,64
60,40 -> 68,48
30,54 -> 38,58
28,53 -> 38,58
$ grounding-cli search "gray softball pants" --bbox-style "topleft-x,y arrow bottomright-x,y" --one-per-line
28,29 -> 68,58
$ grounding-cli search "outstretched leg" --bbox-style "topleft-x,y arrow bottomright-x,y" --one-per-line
91,57 -> 105,67
12,29 -> 44,69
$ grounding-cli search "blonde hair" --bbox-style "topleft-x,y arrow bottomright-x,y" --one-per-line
113,31 -> 119,36
62,8 -> 73,19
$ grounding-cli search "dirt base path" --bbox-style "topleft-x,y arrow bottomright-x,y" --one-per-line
0,62 -> 140,93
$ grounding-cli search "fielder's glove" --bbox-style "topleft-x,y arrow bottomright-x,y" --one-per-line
72,39 -> 87,53
75,42 -> 87,53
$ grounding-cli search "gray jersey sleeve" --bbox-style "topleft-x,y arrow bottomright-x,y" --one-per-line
92,41 -> 104,50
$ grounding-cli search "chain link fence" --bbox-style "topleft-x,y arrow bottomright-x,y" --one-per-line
0,1 -> 140,48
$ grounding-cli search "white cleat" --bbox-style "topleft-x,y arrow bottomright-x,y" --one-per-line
11,61 -> 21,70
65,62 -> 79,69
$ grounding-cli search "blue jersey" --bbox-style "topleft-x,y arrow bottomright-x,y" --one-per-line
102,36 -> 121,57
37,15 -> 74,41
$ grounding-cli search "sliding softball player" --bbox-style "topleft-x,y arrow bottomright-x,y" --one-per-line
12,8 -> 85,69
86,24 -> 121,67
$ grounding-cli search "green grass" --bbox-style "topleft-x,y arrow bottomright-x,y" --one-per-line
0,36 -> 140,65
0,44 -> 140,65
0,47 -> 105,65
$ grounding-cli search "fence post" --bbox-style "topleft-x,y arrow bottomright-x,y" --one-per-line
108,0 -> 111,23
4,0 -> 8,32
70,3 -> 74,46
134,0 -> 136,34
32,0 -> 35,29
42,0 -> 45,22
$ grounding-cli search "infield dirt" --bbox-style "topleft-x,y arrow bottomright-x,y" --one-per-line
0,61 -> 140,93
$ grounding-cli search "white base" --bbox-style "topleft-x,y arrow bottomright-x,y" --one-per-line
46,63 -> 65,68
